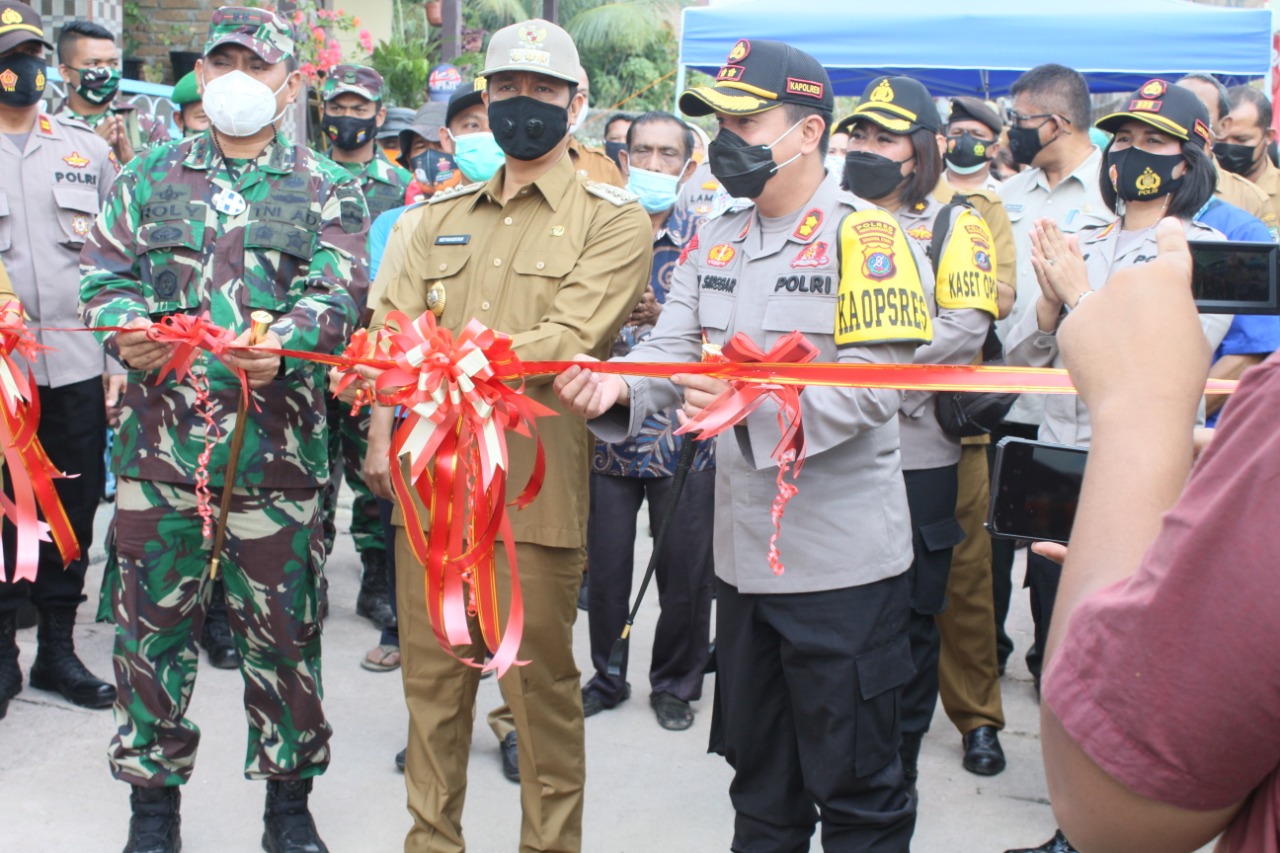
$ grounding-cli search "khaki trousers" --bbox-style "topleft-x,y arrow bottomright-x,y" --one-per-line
397,531 -> 586,853
936,444 -> 1006,734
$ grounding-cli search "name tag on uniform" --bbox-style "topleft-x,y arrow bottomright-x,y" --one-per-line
435,234 -> 470,245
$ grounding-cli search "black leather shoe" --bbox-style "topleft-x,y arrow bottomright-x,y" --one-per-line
962,725 -> 1007,776
262,779 -> 328,853
500,731 -> 519,783
582,683 -> 629,717
200,581 -> 241,670
123,785 -> 181,853
29,607 -> 116,709
394,749 -> 406,773
1004,830 -> 1079,853
355,550 -> 395,629
650,692 -> 694,731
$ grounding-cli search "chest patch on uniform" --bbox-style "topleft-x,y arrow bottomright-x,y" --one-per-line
155,269 -> 179,299
706,243 -> 735,268
63,151 -> 89,168
678,233 -> 699,266
791,242 -> 829,269
435,234 -> 470,245
935,209 -> 999,317
907,226 -> 932,241
835,209 -> 932,347
71,213 -> 92,236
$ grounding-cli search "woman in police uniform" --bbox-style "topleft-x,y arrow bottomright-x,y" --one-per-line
842,75 -> 1001,791
1000,77 -> 1229,853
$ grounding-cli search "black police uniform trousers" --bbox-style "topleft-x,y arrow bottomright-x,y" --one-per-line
582,468 -> 715,705
901,464 -> 964,737
713,572 -> 916,852
0,378 -> 106,611
987,420 -> 1039,668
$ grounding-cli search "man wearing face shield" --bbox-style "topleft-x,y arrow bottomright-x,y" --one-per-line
364,19 -> 650,852
555,38 -> 929,850
53,21 -> 169,164
579,111 -> 715,732
79,7 -> 368,852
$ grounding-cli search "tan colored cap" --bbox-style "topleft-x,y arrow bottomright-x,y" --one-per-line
482,19 -> 578,84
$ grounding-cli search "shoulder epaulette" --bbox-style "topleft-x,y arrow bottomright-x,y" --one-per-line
428,181 -> 484,204
584,180 -> 638,206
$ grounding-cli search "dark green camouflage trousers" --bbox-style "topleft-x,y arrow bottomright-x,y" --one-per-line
321,395 -> 382,556
108,478 -> 331,785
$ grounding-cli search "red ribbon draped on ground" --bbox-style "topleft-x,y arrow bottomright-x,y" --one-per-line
0,302 -> 79,582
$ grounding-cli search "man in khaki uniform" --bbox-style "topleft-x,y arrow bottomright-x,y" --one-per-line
567,65 -> 624,186
1222,85 -> 1280,226
367,19 -> 650,853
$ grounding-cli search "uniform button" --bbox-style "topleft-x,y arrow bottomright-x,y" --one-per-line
493,258 -> 502,267
503,217 -> 513,225
535,261 -> 545,270
438,263 -> 447,271
519,189 -> 528,196
481,300 -> 491,310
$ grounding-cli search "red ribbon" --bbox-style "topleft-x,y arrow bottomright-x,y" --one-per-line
0,302 -> 78,583
349,311 -> 555,676
673,332 -> 819,575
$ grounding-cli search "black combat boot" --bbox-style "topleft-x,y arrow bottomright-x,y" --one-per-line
899,731 -> 923,798
199,579 -> 241,670
123,785 -> 181,853
29,606 -> 116,708
354,549 -> 395,629
0,608 -> 22,720
262,779 -> 328,853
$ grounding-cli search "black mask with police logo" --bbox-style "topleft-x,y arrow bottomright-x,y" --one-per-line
0,53 -> 46,108
488,96 -> 568,162
1106,145 -> 1184,202
944,131 -> 992,172
325,114 -> 379,151
74,66 -> 121,106
1213,141 -> 1262,177
843,151 -> 909,201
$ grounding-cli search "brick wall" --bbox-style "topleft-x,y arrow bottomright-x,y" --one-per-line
126,0 -> 219,83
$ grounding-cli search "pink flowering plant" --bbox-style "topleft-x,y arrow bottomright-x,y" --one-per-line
248,2 -> 374,84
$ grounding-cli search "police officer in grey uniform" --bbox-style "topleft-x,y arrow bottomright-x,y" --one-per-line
556,39 -> 931,850
0,0 -> 119,718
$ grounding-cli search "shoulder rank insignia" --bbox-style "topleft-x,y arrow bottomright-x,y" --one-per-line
584,181 -> 639,206
427,181 -> 484,205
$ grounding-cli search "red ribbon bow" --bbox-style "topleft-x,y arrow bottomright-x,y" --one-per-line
676,331 -> 819,575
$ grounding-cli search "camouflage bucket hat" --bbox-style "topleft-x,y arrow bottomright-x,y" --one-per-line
322,64 -> 384,102
203,6 -> 295,64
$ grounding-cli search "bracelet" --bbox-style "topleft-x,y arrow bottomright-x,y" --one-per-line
1068,289 -> 1094,311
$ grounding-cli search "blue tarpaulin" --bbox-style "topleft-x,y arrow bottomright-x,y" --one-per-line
678,0 -> 1273,97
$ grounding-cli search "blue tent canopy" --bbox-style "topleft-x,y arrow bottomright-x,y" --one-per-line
678,0 -> 1273,98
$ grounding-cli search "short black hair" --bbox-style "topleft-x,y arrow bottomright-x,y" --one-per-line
1227,84 -> 1273,132
1099,138 -> 1216,220
57,20 -> 114,67
782,102 -> 831,156
1010,64 -> 1090,130
625,110 -> 694,160
604,113 -> 631,136
1178,73 -> 1230,126
898,126 -> 944,211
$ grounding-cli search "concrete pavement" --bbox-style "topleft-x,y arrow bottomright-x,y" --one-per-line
0,490 -> 1075,852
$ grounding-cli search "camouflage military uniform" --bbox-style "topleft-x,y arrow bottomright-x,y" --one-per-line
79,129 -> 367,784
320,147 -> 412,557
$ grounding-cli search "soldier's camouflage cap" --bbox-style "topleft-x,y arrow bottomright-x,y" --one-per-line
482,19 -> 578,84
322,64 -> 384,102
203,6 -> 295,64
0,1 -> 52,54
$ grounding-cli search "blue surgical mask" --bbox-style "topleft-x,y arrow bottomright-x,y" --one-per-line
448,130 -> 506,182
626,163 -> 685,214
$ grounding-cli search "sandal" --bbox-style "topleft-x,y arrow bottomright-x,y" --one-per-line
361,643 -> 401,672
650,691 -> 694,731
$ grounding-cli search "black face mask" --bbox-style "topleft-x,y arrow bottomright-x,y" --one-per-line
843,151 -> 910,200
325,114 -> 379,151
944,131 -> 992,172
488,96 -> 568,162
0,53 -> 46,109
1214,141 -> 1262,176
604,140 -> 626,168
1007,121 -> 1053,167
1107,146 -> 1184,202
707,122 -> 803,199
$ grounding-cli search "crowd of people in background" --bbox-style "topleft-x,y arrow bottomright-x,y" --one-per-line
0,3 -> 1278,851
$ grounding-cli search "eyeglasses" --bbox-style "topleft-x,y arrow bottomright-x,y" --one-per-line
1005,108 -> 1069,128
